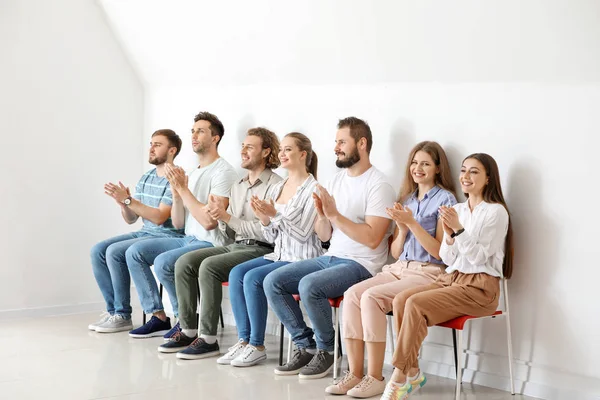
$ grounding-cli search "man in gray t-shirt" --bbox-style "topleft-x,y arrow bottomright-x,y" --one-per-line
89,129 -> 183,334
127,112 -> 237,340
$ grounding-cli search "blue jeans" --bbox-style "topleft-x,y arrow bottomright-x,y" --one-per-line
264,256 -> 372,352
90,231 -> 156,318
229,257 -> 290,346
126,236 -> 212,315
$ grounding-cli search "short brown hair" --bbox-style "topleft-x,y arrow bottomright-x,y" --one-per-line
194,111 -> 225,147
152,129 -> 182,157
337,117 -> 373,154
247,127 -> 281,169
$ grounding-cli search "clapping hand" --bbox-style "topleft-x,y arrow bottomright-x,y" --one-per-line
438,205 -> 462,233
312,192 -> 325,217
165,164 -> 188,194
104,181 -> 130,204
250,195 -> 273,225
250,196 -> 277,218
314,185 -> 339,220
385,202 -> 415,228
205,194 -> 227,221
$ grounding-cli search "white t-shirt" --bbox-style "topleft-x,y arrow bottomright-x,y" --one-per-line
184,157 -> 238,246
274,202 -> 287,213
325,166 -> 396,275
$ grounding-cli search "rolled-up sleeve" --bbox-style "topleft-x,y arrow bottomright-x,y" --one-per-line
455,207 -> 509,267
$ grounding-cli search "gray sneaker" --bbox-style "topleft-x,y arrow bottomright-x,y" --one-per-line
95,314 -> 133,333
88,312 -> 111,330
299,350 -> 335,380
274,348 -> 314,375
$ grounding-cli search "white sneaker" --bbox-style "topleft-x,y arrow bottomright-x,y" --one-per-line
95,314 -> 133,333
88,312 -> 111,330
346,375 -> 386,398
230,344 -> 267,367
325,371 -> 362,395
381,380 -> 412,400
216,339 -> 247,365
408,370 -> 427,395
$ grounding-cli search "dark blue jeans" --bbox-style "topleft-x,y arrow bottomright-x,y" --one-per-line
264,256 -> 372,351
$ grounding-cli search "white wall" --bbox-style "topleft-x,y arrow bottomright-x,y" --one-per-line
99,0 -> 600,85
145,83 -> 600,400
34,0 -> 600,399
0,0 -> 144,315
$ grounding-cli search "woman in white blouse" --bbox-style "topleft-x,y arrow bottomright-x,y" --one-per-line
380,153 -> 514,400
216,132 -> 324,368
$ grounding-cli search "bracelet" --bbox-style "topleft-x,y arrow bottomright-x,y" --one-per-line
451,228 -> 465,238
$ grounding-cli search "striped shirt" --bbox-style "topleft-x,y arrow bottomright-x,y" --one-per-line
133,168 -> 182,236
262,174 -> 325,262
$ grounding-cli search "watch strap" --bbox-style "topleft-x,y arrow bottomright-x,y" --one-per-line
451,228 -> 465,238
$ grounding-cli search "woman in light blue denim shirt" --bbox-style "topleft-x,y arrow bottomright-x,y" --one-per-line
327,141 -> 457,398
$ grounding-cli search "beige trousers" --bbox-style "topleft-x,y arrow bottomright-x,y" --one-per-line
343,260 -> 444,342
391,270 -> 500,374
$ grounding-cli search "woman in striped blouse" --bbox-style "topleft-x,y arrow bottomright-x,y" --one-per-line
217,132 -> 324,367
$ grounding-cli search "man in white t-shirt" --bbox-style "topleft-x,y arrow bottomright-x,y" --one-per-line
127,112 -> 238,339
264,117 -> 396,379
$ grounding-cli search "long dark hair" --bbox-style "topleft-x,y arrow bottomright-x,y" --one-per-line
398,141 -> 456,203
463,153 -> 514,278
285,132 -> 318,179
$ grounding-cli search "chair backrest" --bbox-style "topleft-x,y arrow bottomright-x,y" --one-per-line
500,277 -> 511,315
499,247 -> 514,313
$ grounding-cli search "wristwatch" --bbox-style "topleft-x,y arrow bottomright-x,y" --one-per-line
451,228 -> 465,238
123,196 -> 132,206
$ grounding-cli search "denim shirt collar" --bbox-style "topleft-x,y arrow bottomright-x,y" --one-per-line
409,185 -> 441,202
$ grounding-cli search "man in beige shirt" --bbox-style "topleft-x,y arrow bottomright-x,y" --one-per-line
158,127 -> 283,359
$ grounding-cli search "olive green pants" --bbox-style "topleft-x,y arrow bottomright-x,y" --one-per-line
175,243 -> 272,335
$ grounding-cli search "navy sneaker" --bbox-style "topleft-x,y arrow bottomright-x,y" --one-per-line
129,316 -> 171,338
163,321 -> 181,342
158,330 -> 196,353
176,338 -> 220,360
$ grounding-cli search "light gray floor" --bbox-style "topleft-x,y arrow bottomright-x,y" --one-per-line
0,312 -> 536,399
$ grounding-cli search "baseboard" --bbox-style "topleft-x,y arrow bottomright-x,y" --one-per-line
258,311 -> 600,400
0,301 -> 106,320
416,341 -> 600,400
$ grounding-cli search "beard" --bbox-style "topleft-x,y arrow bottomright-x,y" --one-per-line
335,147 -> 361,168
149,154 -> 167,165
193,143 -> 206,154
241,157 -> 262,170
